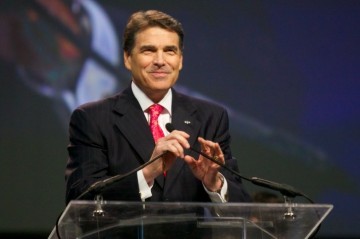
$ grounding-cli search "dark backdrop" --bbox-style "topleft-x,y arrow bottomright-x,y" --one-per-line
0,0 -> 359,238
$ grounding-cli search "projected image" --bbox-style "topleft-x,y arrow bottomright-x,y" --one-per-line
0,0 -> 124,123
0,0 -> 359,237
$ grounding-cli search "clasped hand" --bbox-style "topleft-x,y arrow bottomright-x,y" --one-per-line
143,130 -> 225,192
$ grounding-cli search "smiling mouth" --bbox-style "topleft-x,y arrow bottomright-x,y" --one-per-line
150,71 -> 170,78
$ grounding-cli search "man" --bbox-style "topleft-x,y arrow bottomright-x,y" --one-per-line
65,10 -> 250,204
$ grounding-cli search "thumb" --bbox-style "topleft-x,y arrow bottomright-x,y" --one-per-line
184,155 -> 198,171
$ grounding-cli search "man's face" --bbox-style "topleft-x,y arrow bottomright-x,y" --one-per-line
124,27 -> 183,102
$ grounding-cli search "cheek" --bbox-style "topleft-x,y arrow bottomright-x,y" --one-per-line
138,55 -> 154,67
170,57 -> 183,70
127,55 -> 152,70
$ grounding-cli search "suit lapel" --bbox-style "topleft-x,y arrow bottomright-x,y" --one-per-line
112,87 -> 166,188
164,91 -> 201,192
113,89 -> 153,162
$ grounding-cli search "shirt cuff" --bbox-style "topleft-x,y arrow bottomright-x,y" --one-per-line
203,174 -> 228,203
137,170 -> 153,201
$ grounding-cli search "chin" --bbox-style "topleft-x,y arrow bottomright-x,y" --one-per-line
151,81 -> 175,89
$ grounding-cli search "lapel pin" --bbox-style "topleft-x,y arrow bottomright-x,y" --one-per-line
184,120 -> 191,125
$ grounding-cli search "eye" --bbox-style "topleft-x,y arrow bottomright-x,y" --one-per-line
140,46 -> 156,55
142,50 -> 153,55
164,46 -> 179,55
165,50 -> 176,55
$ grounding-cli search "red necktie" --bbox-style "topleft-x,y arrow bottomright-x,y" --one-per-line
148,104 -> 164,142
149,104 -> 166,176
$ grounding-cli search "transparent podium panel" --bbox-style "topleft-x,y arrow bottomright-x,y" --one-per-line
49,200 -> 333,239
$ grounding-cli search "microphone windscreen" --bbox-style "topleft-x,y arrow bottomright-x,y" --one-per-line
165,123 -> 175,132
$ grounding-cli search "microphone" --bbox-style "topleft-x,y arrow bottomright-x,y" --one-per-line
57,151 -> 168,239
76,151 -> 167,200
165,123 -> 312,201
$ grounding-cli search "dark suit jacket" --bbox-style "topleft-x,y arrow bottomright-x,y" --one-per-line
65,85 -> 250,204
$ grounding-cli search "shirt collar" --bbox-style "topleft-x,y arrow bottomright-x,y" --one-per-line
131,81 -> 172,114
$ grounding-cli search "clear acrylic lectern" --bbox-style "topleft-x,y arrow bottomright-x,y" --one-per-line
49,200 -> 332,239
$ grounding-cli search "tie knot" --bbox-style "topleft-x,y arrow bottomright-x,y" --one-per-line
149,104 -> 163,118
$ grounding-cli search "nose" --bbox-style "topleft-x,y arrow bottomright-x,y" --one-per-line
153,52 -> 165,66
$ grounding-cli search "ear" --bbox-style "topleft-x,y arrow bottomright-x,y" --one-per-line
179,53 -> 183,71
123,51 -> 132,70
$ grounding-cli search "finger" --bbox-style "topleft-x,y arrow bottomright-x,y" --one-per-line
198,138 -> 225,167
184,155 -> 202,177
166,131 -> 190,149
198,137 -> 211,153
153,141 -> 178,159
213,142 -> 222,154
200,139 -> 222,157
164,140 -> 185,158
183,155 -> 196,166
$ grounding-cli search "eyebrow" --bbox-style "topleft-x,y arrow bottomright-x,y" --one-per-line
139,45 -> 157,52
164,45 -> 179,52
139,45 -> 179,52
